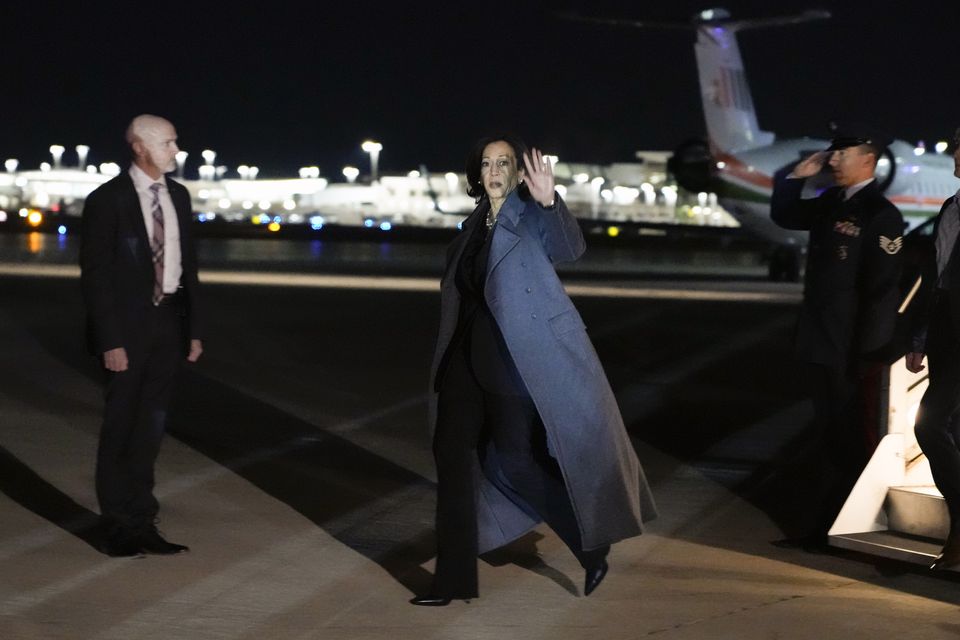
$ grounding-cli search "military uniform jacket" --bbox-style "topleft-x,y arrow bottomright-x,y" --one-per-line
771,169 -> 904,366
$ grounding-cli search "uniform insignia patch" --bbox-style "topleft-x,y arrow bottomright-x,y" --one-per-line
837,245 -> 848,261
833,221 -> 861,237
879,235 -> 903,255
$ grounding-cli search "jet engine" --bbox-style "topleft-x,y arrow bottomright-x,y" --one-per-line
667,139 -> 717,194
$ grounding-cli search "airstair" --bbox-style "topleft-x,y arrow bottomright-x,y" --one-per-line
827,353 -> 953,567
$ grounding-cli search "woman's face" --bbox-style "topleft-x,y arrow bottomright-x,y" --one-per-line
481,140 -> 524,200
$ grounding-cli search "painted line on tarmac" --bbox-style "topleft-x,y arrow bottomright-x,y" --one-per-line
0,264 -> 801,303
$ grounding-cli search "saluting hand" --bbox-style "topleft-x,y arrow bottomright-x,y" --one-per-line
522,148 -> 556,208
790,150 -> 829,179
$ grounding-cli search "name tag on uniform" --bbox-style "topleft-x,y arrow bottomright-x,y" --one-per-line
833,220 -> 861,237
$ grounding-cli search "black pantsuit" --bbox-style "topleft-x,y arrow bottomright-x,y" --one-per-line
915,298 -> 960,527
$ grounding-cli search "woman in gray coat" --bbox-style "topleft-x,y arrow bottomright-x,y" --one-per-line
411,135 -> 656,606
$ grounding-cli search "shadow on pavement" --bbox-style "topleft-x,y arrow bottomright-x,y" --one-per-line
169,369 -> 574,596
0,445 -> 102,551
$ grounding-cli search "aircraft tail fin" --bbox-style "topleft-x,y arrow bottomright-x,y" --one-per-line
693,10 -> 828,153
558,8 -> 829,154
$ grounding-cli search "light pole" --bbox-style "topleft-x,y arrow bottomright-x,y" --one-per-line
201,149 -> 216,166
75,145 -> 89,170
361,140 -> 382,183
49,145 -> 65,169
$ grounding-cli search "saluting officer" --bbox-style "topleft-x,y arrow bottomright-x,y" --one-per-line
771,124 -> 904,546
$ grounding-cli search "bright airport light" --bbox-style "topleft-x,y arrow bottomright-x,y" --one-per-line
361,140 -> 382,182
936,141 -> 949,154
238,165 -> 250,179
914,142 -> 925,156
342,166 -> 359,183
175,151 -> 188,178
299,166 -> 320,179
543,154 -> 559,167
572,173 -> 589,184
201,149 -> 216,165
49,145 -> 65,169
40,162 -> 52,172
4,159 -> 17,173
75,145 -> 89,169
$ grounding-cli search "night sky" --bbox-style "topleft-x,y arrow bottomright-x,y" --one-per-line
5,0 -> 958,179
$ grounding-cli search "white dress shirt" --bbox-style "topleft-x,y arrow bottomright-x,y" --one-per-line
129,164 -> 182,294
842,177 -> 875,201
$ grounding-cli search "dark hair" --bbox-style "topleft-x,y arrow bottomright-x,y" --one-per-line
465,134 -> 530,201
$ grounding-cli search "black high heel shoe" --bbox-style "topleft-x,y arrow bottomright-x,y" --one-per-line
584,559 -> 609,596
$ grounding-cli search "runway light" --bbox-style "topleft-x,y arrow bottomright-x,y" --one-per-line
57,225 -> 67,235
914,142 -> 926,156
573,173 -> 589,184
267,221 -> 281,232
218,198 -> 231,209
380,221 -> 392,231
27,210 -> 43,227
309,215 -> 325,230
363,218 -> 375,228
273,215 -> 282,224
607,226 -> 620,238
283,198 -> 296,211
242,200 -> 254,210
19,208 -> 29,217
936,141 -> 949,154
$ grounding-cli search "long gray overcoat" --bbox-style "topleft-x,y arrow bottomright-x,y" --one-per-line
430,191 -> 657,553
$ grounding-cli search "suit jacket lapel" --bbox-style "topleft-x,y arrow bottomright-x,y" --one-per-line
485,192 -> 522,282
119,173 -> 151,267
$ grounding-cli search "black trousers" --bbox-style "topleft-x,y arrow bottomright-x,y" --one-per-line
96,304 -> 182,532
805,361 -> 870,535
432,343 -> 606,599
915,299 -> 960,529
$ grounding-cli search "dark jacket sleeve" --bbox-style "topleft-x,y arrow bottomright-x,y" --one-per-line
535,194 -> 585,264
857,202 -> 905,356
79,185 -> 123,354
909,201 -> 951,353
770,166 -> 823,231
171,181 -> 203,341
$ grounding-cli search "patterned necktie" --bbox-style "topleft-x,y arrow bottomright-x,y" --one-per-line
149,183 -> 165,305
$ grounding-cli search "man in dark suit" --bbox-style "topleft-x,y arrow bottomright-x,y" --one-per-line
80,114 -> 203,556
905,128 -> 960,570
771,124 -> 904,545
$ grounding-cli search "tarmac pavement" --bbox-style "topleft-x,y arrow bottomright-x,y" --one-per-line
0,271 -> 958,640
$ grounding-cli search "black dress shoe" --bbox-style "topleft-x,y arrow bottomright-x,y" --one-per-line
771,533 -> 827,553
136,527 -> 189,555
409,595 -> 453,606
584,559 -> 608,596
99,533 -> 143,557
